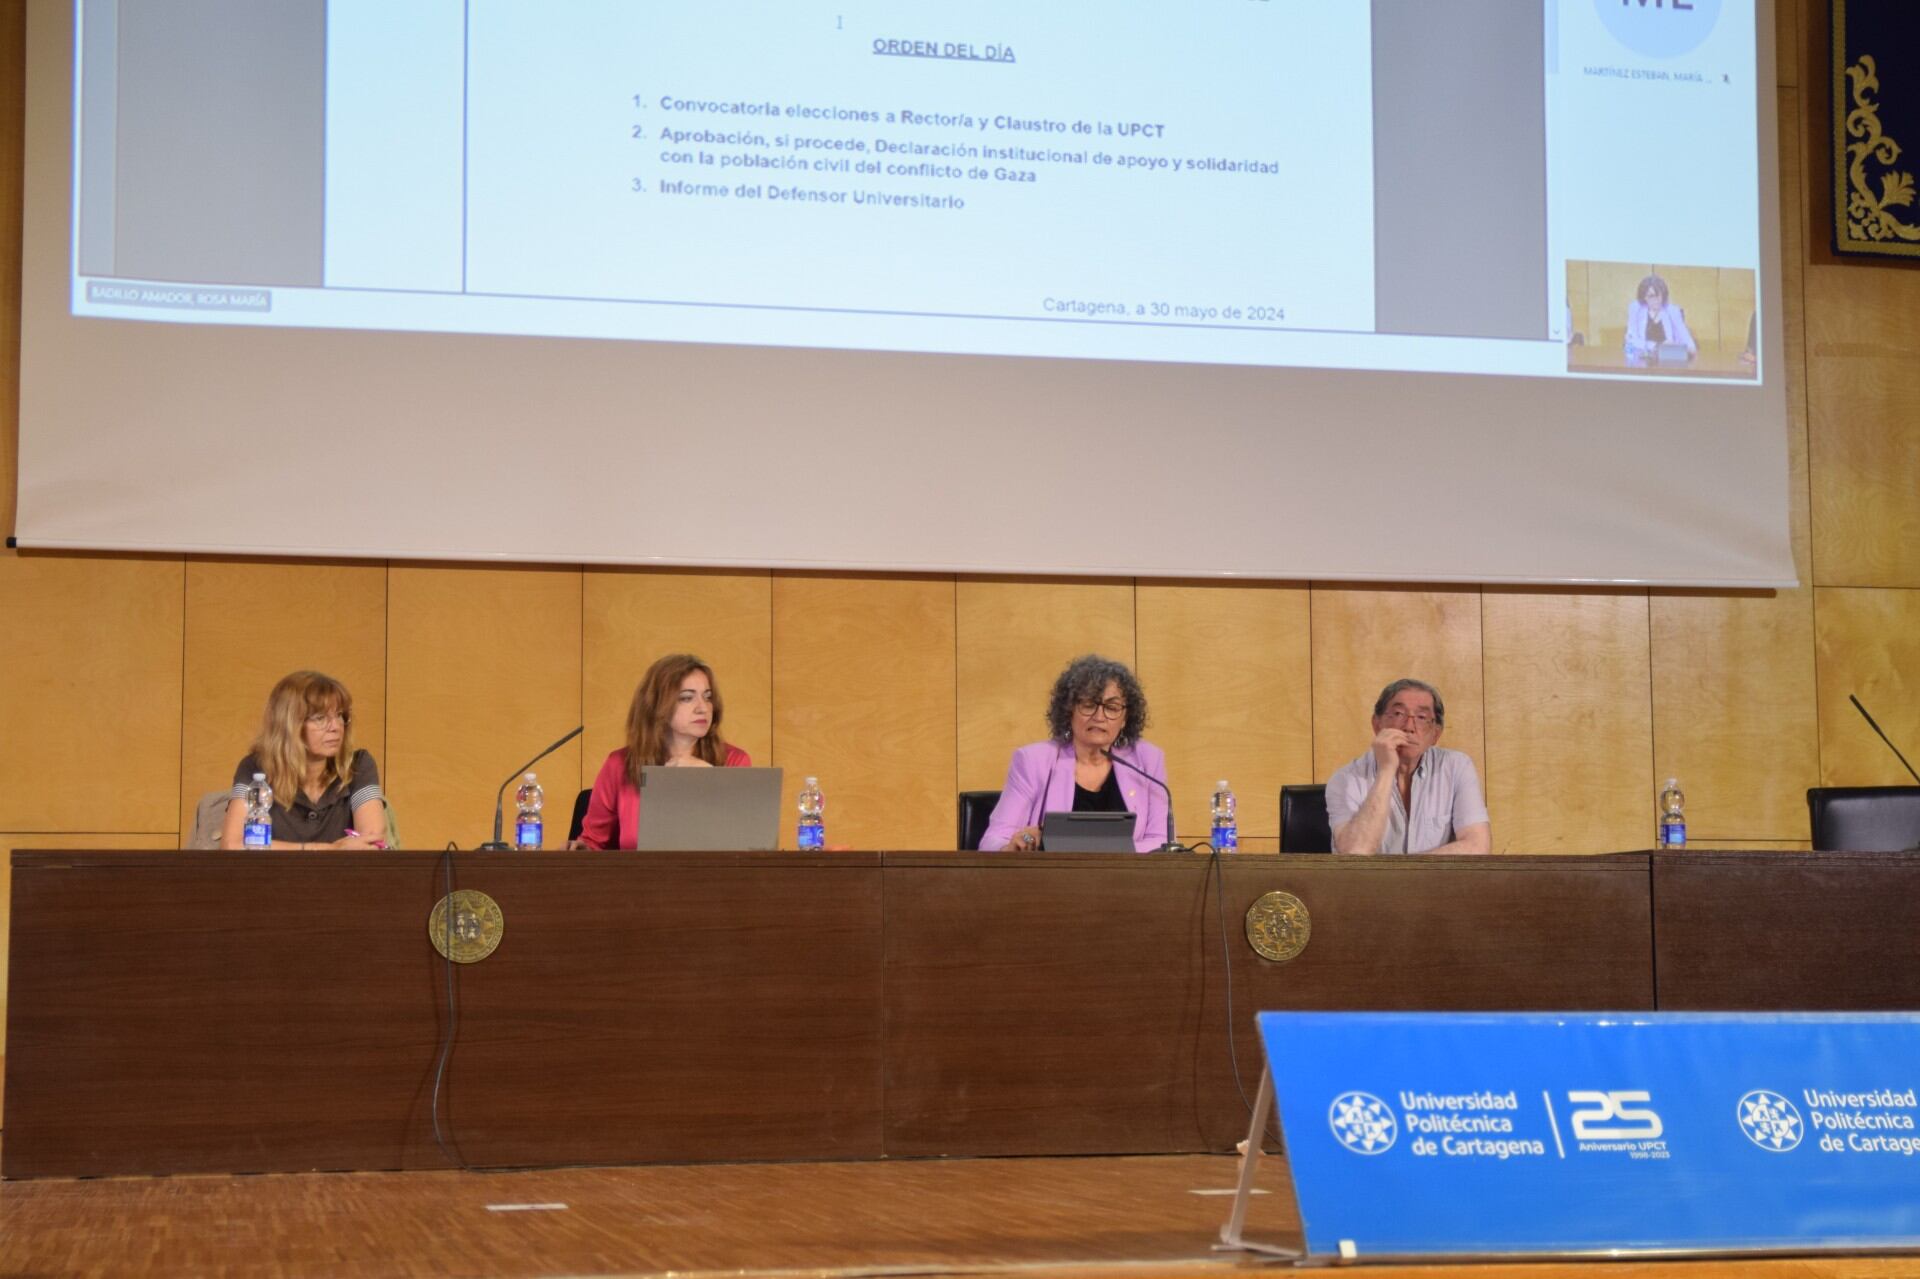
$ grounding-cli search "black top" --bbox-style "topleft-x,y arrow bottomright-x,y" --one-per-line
1072,766 -> 1127,814
1646,315 -> 1667,345
231,749 -> 383,845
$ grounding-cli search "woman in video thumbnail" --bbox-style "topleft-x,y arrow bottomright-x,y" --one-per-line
1623,274 -> 1697,359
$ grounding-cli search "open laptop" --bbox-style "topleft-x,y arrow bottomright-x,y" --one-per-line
635,766 -> 784,851
1041,810 -> 1137,853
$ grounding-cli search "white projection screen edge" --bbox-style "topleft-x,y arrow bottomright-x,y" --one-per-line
15,0 -> 1796,588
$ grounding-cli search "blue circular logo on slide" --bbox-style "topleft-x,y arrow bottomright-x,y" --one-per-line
1329,1092 -> 1398,1154
1595,0 -> 1722,59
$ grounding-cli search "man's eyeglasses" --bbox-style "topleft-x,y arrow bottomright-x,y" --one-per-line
1381,708 -> 1436,729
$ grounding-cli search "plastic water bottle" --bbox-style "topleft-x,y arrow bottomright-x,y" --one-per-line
514,772 -> 545,850
1657,777 -> 1686,849
797,776 -> 825,850
1211,779 -> 1238,853
243,772 -> 273,849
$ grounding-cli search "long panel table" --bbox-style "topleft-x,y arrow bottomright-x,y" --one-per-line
10,849 -> 1902,1178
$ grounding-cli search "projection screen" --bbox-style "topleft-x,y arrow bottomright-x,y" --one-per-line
15,0 -> 1795,586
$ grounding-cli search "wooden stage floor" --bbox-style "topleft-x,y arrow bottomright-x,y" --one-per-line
3,1149 -> 1919,1279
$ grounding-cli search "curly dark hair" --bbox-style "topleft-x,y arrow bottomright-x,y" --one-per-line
1044,654 -> 1149,748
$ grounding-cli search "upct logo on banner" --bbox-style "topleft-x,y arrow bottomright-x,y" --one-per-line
1737,1090 -> 1805,1152
1328,1091 -> 1398,1154
1568,1090 -> 1664,1140
1594,0 -> 1722,59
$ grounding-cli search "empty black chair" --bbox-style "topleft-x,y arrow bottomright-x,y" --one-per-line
1279,784 -> 1333,853
1807,786 -> 1920,851
568,787 -> 594,843
958,790 -> 1002,851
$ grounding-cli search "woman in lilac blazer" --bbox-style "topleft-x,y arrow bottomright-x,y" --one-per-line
980,654 -> 1171,853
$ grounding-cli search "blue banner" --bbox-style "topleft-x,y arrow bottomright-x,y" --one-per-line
1260,1012 -> 1920,1260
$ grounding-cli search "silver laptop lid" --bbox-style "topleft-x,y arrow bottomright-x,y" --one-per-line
636,766 -> 785,851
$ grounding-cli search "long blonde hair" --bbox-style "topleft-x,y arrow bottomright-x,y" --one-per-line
626,653 -> 729,786
252,671 -> 357,803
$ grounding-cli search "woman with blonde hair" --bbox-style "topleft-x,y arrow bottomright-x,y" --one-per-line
221,671 -> 387,850
573,653 -> 751,850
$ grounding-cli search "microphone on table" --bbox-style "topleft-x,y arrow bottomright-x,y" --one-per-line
479,725 -> 584,850
1105,748 -> 1179,851
1849,695 -> 1920,787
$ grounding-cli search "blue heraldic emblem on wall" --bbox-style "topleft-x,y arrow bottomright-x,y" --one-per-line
1833,0 -> 1920,259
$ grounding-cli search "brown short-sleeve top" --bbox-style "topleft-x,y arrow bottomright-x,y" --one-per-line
230,750 -> 383,845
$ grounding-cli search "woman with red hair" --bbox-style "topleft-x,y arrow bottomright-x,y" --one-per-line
573,653 -> 751,850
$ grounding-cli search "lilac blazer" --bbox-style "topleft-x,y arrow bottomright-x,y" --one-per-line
980,739 -> 1170,853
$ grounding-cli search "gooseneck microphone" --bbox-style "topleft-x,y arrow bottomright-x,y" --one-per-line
479,726 -> 584,850
1105,747 -> 1179,851
1850,695 -> 1920,787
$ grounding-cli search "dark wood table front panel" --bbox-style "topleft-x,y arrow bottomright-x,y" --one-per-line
1653,851 -> 1920,1009
880,853 -> 1654,1158
19,848 -> 1878,1180
3,851 -> 885,1178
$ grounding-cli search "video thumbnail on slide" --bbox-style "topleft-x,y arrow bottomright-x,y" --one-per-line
1566,260 -> 1757,380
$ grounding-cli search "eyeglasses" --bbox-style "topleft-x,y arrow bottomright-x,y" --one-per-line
1381,708 -> 1436,729
305,711 -> 350,728
1073,698 -> 1128,720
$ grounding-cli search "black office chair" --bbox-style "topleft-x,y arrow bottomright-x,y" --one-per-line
958,790 -> 1002,851
568,787 -> 594,843
1279,784 -> 1333,853
1807,786 -> 1920,851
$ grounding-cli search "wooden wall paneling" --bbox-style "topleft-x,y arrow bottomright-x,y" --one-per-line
1649,589 -> 1817,841
1799,0 -> 1839,267
954,579 -> 1134,798
1814,587 -> 1920,786
581,568 -> 773,789
0,834 -> 178,1114
1776,0 -> 1799,88
1807,263 -> 1920,588
178,559 -> 389,842
385,565 -> 583,849
1482,589 -> 1653,853
0,554 -> 184,832
772,575 -> 956,850
1308,586 -> 1486,787
1135,580 -> 1312,841
0,2 -> 22,541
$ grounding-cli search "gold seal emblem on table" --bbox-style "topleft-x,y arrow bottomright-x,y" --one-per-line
428,889 -> 504,963
1244,890 -> 1311,962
